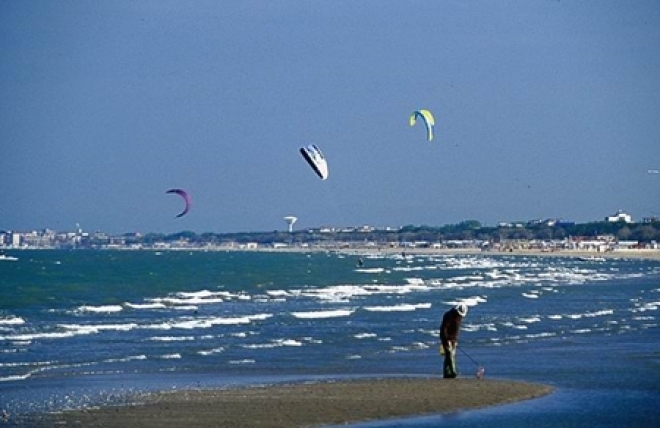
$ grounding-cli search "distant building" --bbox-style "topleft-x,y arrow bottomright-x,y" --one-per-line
606,210 -> 632,223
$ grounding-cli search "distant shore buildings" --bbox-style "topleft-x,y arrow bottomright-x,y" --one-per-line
606,210 -> 633,223
2,211 -> 659,251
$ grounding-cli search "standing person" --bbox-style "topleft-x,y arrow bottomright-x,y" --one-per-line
439,303 -> 468,378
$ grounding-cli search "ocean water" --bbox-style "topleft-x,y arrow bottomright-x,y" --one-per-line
1,250 -> 659,426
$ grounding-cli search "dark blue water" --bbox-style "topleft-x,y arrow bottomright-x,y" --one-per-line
1,250 -> 659,426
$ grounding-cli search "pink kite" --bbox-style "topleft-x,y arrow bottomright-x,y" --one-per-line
166,188 -> 191,218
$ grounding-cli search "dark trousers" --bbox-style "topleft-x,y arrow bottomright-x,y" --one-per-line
443,344 -> 457,378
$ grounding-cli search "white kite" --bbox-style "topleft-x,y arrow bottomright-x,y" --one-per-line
299,144 -> 329,180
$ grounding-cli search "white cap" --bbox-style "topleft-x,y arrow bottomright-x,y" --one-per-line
455,303 -> 468,317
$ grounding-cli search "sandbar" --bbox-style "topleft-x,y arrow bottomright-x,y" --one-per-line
50,377 -> 553,427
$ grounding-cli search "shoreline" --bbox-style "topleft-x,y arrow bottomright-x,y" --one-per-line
253,246 -> 660,261
5,245 -> 660,261
49,378 -> 553,427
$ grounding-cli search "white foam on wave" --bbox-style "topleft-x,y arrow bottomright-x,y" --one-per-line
76,305 -> 124,314
565,309 -> 615,320
302,336 -> 323,344
278,339 -> 303,346
199,347 -> 225,356
261,260 -> 624,306
3,313 -> 273,342
355,268 -> 386,273
354,333 -> 377,339
136,289 -> 251,310
444,296 -> 487,307
453,274 -> 487,282
463,323 -> 497,332
148,296 -> 224,305
171,305 -> 199,311
0,316 -> 25,325
0,373 -> 32,382
177,290 -> 228,299
104,354 -> 147,363
363,303 -> 432,312
570,329 -> 592,334
631,315 -> 655,321
427,261 -> 622,292
148,336 -> 196,341
168,314 -> 273,329
632,301 -> 660,312
389,342 -> 430,353
585,309 -> 614,317
299,286 -> 358,303
506,323 -> 528,330
1,330 -> 86,341
159,353 -> 182,359
518,316 -> 542,324
392,266 -> 424,272
291,309 -> 355,319
124,302 -> 168,310
242,338 -> 304,349
229,359 -> 255,364
485,269 -> 510,280
59,323 -> 139,334
0,360 -> 52,370
434,256 -> 504,270
266,290 -> 294,298
523,332 -> 556,339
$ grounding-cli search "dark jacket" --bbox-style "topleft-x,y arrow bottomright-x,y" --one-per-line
440,308 -> 463,348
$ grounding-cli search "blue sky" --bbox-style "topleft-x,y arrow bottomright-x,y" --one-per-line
2,1 -> 659,234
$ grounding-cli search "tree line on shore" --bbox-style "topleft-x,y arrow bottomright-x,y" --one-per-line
125,220 -> 660,246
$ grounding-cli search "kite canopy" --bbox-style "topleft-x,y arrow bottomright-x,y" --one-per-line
300,144 -> 329,180
409,109 -> 435,141
166,188 -> 191,218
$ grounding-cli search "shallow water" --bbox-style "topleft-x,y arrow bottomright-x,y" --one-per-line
1,250 -> 659,425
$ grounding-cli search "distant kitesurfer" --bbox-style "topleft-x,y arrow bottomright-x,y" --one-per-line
357,257 -> 364,267
439,303 -> 468,378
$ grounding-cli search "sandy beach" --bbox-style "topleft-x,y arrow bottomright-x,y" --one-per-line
389,248 -> 660,260
257,245 -> 660,261
49,378 -> 552,427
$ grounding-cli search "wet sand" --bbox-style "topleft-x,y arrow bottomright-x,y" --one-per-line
51,378 -> 552,427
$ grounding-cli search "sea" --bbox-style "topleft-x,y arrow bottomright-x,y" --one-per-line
1,249 -> 659,427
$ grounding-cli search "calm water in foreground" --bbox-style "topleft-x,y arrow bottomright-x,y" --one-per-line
1,250 -> 659,426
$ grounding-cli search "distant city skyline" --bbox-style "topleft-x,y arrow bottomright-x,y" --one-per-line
3,208 -> 655,237
3,1 -> 659,234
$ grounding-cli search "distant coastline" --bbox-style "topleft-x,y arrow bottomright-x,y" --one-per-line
278,245 -> 660,259
4,243 -> 660,261
4,217 -> 660,261
229,245 -> 660,261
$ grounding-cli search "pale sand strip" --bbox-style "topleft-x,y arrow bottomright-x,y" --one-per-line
52,378 -> 552,427
223,244 -> 660,260
367,248 -> 660,260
